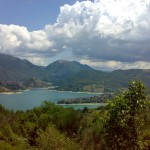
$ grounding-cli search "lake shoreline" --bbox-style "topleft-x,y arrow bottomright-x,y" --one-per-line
0,88 -> 104,95
0,91 -> 23,95
49,90 -> 102,94
57,103 -> 106,106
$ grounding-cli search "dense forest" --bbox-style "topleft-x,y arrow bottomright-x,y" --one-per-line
0,81 -> 150,150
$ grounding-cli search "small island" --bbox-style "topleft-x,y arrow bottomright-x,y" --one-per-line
57,93 -> 113,104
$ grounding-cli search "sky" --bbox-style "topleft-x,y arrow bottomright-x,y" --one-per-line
0,0 -> 150,71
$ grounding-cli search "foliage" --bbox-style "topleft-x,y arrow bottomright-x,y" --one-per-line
0,81 -> 149,149
36,124 -> 82,150
103,81 -> 150,150
78,109 -> 107,150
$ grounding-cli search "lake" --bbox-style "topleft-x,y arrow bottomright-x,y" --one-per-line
0,89 -> 105,111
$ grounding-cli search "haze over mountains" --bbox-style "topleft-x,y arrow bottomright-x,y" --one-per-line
0,53 -> 150,92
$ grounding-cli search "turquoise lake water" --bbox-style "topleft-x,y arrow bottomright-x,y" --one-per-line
0,89 -> 105,111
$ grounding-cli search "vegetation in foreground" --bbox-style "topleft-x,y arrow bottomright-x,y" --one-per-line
0,81 -> 150,150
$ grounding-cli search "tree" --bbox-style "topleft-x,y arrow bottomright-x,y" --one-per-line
36,124 -> 82,150
104,81 -> 148,150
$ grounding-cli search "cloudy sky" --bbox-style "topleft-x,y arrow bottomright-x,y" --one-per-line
0,0 -> 150,71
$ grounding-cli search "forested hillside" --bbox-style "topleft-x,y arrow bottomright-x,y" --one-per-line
56,69 -> 150,92
0,54 -> 47,81
0,81 -> 150,149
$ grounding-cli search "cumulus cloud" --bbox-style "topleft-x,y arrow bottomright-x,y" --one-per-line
0,0 -> 150,68
47,0 -> 150,62
0,24 -> 53,56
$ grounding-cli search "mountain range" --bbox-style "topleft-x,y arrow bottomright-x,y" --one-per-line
0,54 -> 92,82
0,53 -> 150,92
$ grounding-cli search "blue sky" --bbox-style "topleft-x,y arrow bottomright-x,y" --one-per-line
0,0 -> 84,31
0,0 -> 150,70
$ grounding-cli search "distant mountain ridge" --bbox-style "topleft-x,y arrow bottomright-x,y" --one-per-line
0,53 -> 47,81
0,54 -> 93,82
46,60 -> 93,81
0,53 -> 150,92
56,69 -> 150,92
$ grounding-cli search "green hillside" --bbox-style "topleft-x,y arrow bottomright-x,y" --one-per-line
55,69 -> 150,92
24,78 -> 51,88
0,54 -> 48,81
46,60 -> 93,82
0,54 -> 93,82
0,53 -> 150,93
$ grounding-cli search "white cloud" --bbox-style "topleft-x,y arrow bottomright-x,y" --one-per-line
0,24 -> 22,52
0,0 -> 150,69
50,0 -> 150,62
0,24 -> 53,55
80,59 -> 150,71
26,30 -> 53,50
43,0 -> 150,63
26,57 -> 45,66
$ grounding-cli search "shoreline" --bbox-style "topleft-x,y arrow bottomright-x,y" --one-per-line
57,103 -> 106,106
24,88 -> 104,94
49,89 -> 103,95
0,88 -> 113,95
0,92 -> 15,95
0,91 -> 23,95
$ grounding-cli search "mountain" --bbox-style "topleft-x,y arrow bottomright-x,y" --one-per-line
55,69 -> 150,92
0,53 -> 47,81
46,60 -> 93,81
0,54 -> 93,82
0,53 -> 150,92
111,69 -> 150,89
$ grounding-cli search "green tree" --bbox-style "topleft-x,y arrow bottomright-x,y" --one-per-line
36,124 -> 82,150
104,81 -> 148,150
